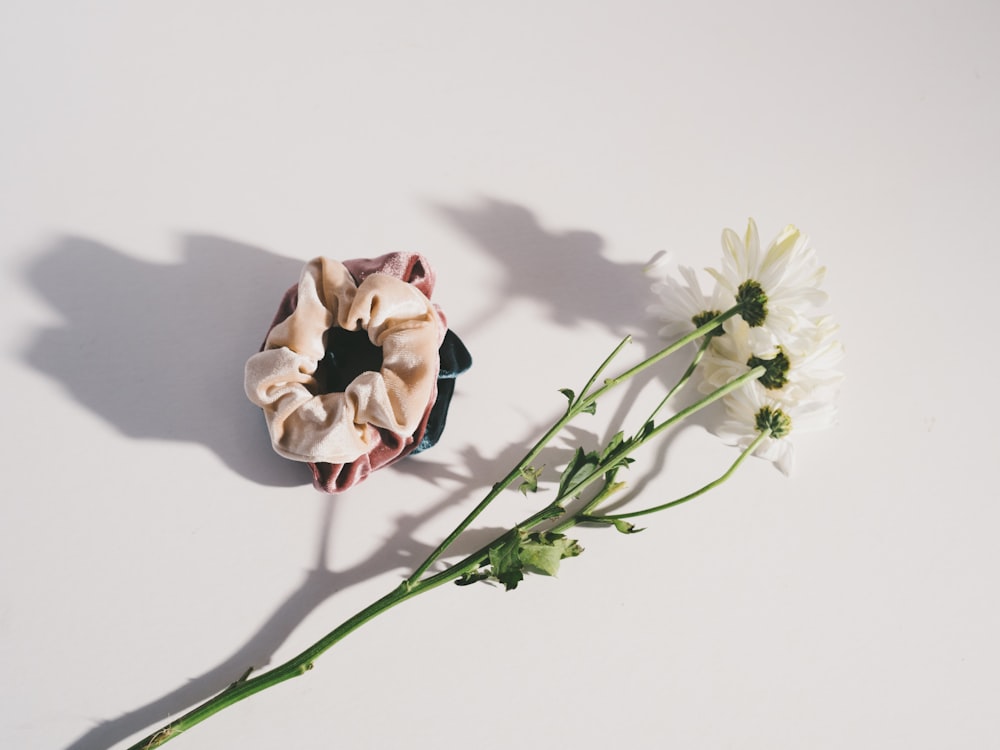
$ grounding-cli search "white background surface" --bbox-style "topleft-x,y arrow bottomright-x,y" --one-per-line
3,2 -> 998,749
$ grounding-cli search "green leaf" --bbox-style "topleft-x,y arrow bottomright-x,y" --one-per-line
580,401 -> 597,415
518,544 -> 563,576
489,534 -> 525,591
598,431 -> 639,473
559,388 -> 575,404
557,447 -> 601,498
636,419 -> 656,441
519,531 -> 583,576
518,465 -> 544,495
601,431 -> 625,457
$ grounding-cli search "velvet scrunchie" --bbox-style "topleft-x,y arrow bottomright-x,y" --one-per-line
245,252 -> 471,492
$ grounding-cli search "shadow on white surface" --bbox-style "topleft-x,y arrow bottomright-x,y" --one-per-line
56,424 -> 595,750
55,493 -> 459,750
432,195 -> 698,485
23,234 -> 309,488
432,196 -> 650,337
27,209 -> 692,749
432,196 -> 725,499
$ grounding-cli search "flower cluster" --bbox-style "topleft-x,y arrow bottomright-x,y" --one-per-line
648,219 -> 843,474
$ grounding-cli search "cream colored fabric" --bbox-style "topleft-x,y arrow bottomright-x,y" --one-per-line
245,257 -> 443,464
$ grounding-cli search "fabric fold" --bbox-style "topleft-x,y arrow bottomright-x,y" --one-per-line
245,255 -> 444,468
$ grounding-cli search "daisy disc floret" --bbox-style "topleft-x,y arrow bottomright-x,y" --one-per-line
714,381 -> 837,476
708,218 -> 827,347
698,315 -> 844,408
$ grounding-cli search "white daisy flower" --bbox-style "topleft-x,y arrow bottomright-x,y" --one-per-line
778,315 -> 845,402
713,380 -> 838,475
707,219 -> 827,350
699,315 -> 844,406
646,254 -> 733,343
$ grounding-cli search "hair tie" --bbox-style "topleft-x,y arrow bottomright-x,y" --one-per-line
245,252 -> 470,492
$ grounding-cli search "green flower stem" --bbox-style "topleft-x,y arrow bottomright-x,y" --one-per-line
556,474 -> 626,530
633,364 -> 765,452
404,335 -> 635,585
404,414 -> 568,584
470,373 -> 770,576
493,363 -> 767,543
125,587 -> 408,749
127,305 -> 752,749
464,362 -> 768,546
647,336 -> 712,423
583,429 -> 771,522
595,305 -> 740,396
406,304 -> 741,585
127,567 -> 477,750
575,332 -> 635,408
129,496 -> 595,750
542,365 -> 766,533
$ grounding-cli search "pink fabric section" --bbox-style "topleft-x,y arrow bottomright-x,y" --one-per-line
262,252 -> 444,493
343,253 -> 435,300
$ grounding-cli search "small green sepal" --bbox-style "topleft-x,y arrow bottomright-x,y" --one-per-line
518,465 -> 544,495
636,420 -> 655,441
611,518 -> 644,534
